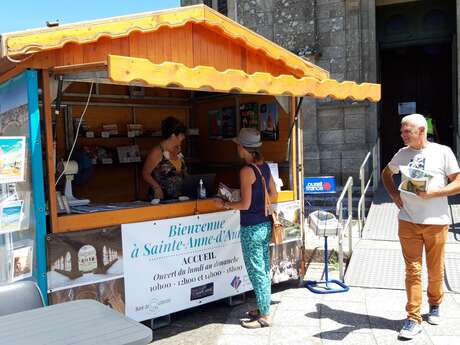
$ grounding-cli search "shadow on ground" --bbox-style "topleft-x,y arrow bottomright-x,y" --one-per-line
305,303 -> 404,341
152,281 -> 296,342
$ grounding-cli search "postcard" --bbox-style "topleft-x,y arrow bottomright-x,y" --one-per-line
240,103 -> 259,129
259,103 -> 279,140
221,106 -> 237,138
11,246 -> 33,282
0,199 -> 24,234
117,145 -> 141,163
0,136 -> 26,184
208,109 -> 223,138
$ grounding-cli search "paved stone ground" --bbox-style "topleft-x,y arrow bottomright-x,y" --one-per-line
150,277 -> 460,345
149,189 -> 460,345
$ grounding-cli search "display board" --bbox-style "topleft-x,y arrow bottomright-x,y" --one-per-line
121,210 -> 252,321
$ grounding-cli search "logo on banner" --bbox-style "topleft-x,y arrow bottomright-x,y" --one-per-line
304,176 -> 336,194
231,276 -> 242,289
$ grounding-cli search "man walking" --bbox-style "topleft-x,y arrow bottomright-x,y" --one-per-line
381,114 -> 460,339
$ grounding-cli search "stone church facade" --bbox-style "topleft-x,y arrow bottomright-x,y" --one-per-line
182,0 -> 460,184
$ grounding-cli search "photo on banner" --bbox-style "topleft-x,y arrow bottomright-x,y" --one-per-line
48,278 -> 126,314
46,226 -> 123,292
273,200 -> 302,240
122,210 -> 252,321
270,239 -> 302,284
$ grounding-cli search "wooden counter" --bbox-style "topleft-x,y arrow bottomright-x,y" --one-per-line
55,190 -> 295,233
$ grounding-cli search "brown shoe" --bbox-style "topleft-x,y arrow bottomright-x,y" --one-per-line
241,317 -> 270,329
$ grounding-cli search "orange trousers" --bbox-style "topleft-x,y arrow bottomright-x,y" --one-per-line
398,220 -> 448,323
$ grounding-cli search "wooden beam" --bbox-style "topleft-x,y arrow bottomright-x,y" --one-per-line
51,61 -> 107,74
42,70 -> 58,232
0,64 -> 26,85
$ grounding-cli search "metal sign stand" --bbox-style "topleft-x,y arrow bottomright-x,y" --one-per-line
304,235 -> 349,294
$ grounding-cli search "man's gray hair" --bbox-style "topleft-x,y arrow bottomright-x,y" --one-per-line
401,113 -> 427,136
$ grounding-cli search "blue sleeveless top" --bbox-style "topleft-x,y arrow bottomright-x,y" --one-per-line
240,162 -> 272,227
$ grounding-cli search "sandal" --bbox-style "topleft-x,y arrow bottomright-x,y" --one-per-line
241,317 -> 270,329
244,309 -> 260,319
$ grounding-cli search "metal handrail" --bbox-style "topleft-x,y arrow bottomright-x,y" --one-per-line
357,139 -> 380,235
336,176 -> 353,281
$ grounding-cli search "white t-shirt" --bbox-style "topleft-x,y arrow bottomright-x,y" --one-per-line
388,143 -> 460,225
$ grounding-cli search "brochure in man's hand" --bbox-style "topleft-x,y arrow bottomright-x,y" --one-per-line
398,165 -> 434,196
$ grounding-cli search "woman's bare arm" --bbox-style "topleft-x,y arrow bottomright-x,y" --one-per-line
142,147 -> 163,198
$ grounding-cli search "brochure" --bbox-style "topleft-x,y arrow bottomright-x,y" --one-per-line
398,165 -> 434,196
217,183 -> 240,202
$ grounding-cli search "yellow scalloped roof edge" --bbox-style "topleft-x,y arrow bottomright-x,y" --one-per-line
1,5 -> 328,80
108,55 -> 381,102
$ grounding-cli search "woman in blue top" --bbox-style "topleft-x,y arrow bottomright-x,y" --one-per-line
216,128 -> 277,328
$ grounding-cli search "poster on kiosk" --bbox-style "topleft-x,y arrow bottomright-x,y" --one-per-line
122,210 -> 252,321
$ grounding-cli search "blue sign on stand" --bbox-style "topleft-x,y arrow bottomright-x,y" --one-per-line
304,176 -> 336,194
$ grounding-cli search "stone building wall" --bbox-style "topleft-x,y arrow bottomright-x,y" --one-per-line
181,0 -> 379,184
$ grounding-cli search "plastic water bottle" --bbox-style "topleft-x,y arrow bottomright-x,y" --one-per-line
198,179 -> 206,199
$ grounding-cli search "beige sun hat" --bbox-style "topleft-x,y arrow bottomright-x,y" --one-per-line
232,128 -> 262,148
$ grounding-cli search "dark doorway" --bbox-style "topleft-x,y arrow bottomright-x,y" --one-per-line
379,43 -> 453,165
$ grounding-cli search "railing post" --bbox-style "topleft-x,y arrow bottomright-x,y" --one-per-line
372,138 -> 380,193
338,226 -> 344,281
360,164 -> 365,226
348,178 -> 353,257
336,176 -> 353,282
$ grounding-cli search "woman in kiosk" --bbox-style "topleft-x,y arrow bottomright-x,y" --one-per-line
216,128 -> 277,328
142,116 -> 187,201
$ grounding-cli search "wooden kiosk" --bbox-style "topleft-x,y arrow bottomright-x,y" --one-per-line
0,5 -> 380,320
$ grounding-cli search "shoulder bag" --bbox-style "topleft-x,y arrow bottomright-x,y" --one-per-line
251,164 -> 284,245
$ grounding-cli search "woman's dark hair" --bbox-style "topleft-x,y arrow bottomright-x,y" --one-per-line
246,147 -> 264,162
161,116 -> 187,139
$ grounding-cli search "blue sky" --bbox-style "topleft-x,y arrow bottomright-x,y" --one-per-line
0,1 -> 181,33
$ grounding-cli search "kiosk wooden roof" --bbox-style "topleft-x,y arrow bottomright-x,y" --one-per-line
0,4 -> 380,101
0,5 -> 380,233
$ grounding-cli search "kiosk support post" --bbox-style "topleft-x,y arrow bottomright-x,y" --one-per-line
28,70 -> 48,303
42,70 -> 58,232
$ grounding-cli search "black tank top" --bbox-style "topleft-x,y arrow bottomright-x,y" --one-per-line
240,162 -> 272,226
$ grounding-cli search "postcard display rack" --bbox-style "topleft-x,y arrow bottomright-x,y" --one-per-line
0,71 -> 47,301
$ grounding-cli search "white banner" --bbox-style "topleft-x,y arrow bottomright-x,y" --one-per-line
122,210 -> 251,321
